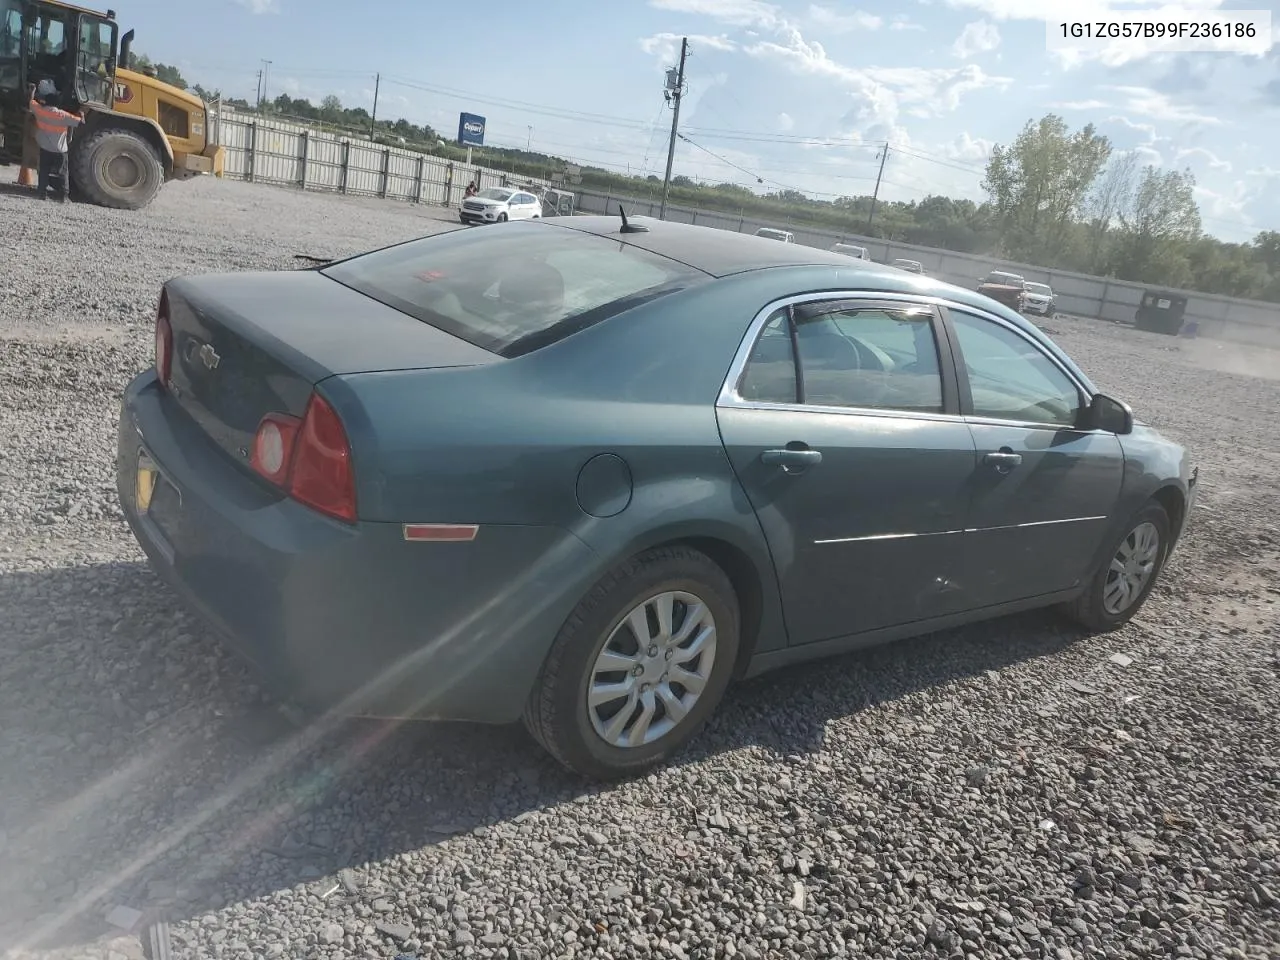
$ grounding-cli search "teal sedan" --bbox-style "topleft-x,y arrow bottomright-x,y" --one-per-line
116,215 -> 1197,779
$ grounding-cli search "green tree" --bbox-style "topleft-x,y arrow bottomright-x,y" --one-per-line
982,114 -> 1111,262
1108,166 -> 1201,285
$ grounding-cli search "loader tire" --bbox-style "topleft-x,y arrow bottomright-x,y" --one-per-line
72,128 -> 164,210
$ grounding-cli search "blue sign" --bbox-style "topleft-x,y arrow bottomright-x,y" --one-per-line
457,112 -> 486,147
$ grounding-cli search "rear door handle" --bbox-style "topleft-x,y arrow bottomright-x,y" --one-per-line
761,447 -> 823,469
983,450 -> 1023,473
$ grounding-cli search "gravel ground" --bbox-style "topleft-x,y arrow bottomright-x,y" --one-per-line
1,170 -> 1277,960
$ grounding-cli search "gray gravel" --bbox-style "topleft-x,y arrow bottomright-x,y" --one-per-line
1,169 -> 1277,960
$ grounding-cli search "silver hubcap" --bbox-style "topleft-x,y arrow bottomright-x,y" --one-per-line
1103,521 -> 1160,615
587,590 -> 717,748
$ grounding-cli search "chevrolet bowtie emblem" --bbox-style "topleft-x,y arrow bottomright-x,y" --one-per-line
198,343 -> 221,370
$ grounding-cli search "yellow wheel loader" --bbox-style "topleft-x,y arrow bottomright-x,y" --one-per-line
0,0 -> 224,209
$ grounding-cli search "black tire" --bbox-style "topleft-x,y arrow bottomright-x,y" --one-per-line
497,212 -> 508,222
1063,501 -> 1171,632
523,545 -> 740,780
72,128 -> 164,210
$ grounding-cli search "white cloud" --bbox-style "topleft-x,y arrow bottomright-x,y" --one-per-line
649,0 -> 780,28
1246,166 -> 1280,179
1106,85 -> 1221,125
952,20 -> 1001,59
1193,181 -> 1253,228
1134,145 -> 1164,166
1049,99 -> 1111,110
890,15 -> 926,31
1174,146 -> 1232,172
777,111 -> 794,131
233,0 -> 279,12
638,32 -> 738,65
808,4 -> 883,32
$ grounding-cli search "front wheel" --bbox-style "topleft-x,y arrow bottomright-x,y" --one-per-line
71,128 -> 164,210
523,546 -> 740,779
497,212 -> 508,223
1063,501 -> 1171,631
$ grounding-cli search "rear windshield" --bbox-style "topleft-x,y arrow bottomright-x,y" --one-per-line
986,273 -> 1025,285
322,223 -> 706,357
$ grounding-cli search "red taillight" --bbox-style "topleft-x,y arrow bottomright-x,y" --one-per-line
250,393 -> 356,523
290,394 -> 356,522
155,290 -> 172,386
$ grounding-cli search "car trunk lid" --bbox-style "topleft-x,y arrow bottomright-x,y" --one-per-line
161,270 -> 496,466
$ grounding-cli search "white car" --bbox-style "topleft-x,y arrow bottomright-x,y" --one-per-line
1022,281 -> 1057,316
755,227 -> 795,243
830,242 -> 871,261
460,188 -> 543,225
890,258 -> 924,274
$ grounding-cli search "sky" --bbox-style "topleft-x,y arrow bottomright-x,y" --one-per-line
125,0 -> 1280,243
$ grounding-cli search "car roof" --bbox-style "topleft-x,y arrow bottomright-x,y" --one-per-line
536,218 -> 1069,351
551,216 -> 878,277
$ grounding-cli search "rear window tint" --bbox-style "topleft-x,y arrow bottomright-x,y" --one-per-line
321,223 -> 706,357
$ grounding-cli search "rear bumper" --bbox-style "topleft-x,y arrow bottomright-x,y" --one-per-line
116,371 -> 596,723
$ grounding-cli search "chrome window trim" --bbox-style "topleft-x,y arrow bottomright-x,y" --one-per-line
716,290 -> 1100,432
943,303 -> 1092,430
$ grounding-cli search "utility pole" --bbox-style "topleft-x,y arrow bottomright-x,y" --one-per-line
527,125 -> 533,152
369,73 -> 380,139
865,144 -> 888,232
255,69 -> 263,110
659,37 -> 688,221
260,59 -> 272,110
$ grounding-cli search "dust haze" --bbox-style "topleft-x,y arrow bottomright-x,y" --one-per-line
1175,338 -> 1280,381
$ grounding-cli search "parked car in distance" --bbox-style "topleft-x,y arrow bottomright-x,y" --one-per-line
118,217 -> 1198,780
1022,282 -> 1056,317
460,187 -> 543,225
755,227 -> 795,243
977,270 -> 1027,313
831,242 -> 871,261
890,258 -> 924,275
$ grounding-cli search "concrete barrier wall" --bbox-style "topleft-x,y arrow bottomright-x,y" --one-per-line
576,189 -> 1280,349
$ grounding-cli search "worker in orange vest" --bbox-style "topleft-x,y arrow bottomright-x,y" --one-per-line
30,80 -> 83,203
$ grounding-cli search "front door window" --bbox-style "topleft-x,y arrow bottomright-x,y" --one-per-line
75,16 -> 115,105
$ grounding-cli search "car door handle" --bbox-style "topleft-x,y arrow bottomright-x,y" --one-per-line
761,448 -> 823,468
983,450 -> 1023,473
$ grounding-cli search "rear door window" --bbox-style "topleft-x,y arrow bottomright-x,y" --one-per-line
322,224 -> 707,357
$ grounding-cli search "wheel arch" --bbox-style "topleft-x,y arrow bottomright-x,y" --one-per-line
581,520 -> 786,680
1151,483 -> 1187,544
81,110 -> 174,172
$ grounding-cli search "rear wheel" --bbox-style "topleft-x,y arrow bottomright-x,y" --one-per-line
72,128 -> 164,210
523,546 -> 739,779
1063,501 -> 1171,631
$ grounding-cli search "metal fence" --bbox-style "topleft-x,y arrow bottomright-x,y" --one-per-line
211,109 -> 552,209
576,188 -> 1280,350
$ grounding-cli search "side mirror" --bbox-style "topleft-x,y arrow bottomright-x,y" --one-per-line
1087,393 -> 1134,435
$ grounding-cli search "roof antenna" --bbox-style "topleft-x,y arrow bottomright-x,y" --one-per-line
619,203 -> 649,234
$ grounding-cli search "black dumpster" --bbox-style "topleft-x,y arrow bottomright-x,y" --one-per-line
1134,290 -> 1188,335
